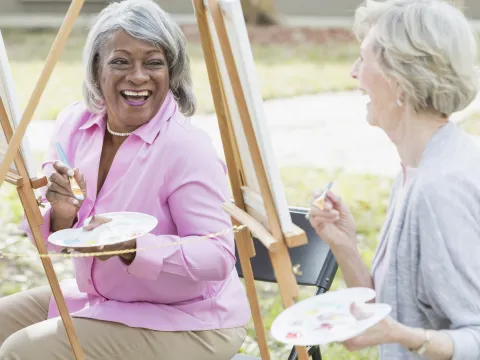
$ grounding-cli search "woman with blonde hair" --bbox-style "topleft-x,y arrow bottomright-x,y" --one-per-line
309,0 -> 480,359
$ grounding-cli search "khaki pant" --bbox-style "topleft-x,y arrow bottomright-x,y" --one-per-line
0,286 -> 246,360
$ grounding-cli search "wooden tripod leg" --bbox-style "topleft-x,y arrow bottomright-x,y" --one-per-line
235,222 -> 271,360
0,91 -> 84,358
17,185 -> 85,360
270,247 -> 310,360
0,0 -> 85,188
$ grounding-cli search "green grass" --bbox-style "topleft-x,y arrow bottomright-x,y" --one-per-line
238,166 -> 393,359
1,28 -> 383,359
1,29 -> 358,120
459,111 -> 480,136
0,163 -> 392,359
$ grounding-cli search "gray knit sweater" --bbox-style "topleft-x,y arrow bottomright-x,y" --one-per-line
375,121 -> 480,360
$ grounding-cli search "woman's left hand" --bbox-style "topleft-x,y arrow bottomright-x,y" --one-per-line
62,215 -> 137,264
342,302 -> 399,352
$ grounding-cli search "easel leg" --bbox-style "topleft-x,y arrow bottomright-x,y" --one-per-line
270,247 -> 310,360
17,187 -> 85,360
235,223 -> 271,360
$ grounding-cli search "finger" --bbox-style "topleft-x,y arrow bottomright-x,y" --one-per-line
83,222 -> 102,231
343,338 -> 360,352
47,181 -> 73,197
310,218 -> 338,231
326,191 -> 344,208
350,302 -> 374,320
323,199 -> 333,210
46,190 -> 80,207
70,246 -> 96,253
83,216 -> 112,231
49,174 -> 74,199
97,255 -> 114,261
49,171 -> 71,188
309,206 -> 339,218
310,214 -> 340,224
53,160 -> 74,177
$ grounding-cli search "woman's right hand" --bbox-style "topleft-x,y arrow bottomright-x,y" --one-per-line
46,161 -> 87,232
308,189 -> 357,248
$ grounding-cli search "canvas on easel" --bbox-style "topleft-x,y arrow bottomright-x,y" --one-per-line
0,32 -> 37,181
0,1 -> 86,359
201,0 -> 307,249
193,0 -> 310,359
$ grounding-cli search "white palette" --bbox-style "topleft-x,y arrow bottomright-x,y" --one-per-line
271,288 -> 391,346
48,212 -> 158,248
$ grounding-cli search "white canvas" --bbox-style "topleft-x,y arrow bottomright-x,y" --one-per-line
202,0 -> 296,235
0,30 -> 37,179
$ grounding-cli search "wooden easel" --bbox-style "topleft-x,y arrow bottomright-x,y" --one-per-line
1,0 -> 310,359
0,0 -> 86,359
193,1 -> 310,359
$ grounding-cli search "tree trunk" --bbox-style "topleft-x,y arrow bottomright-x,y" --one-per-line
241,0 -> 280,25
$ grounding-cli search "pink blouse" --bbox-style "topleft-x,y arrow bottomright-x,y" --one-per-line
22,91 -> 251,331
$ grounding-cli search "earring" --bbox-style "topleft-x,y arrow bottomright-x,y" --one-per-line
396,98 -> 403,107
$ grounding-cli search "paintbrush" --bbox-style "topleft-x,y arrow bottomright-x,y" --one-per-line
55,142 -> 84,201
313,181 -> 333,209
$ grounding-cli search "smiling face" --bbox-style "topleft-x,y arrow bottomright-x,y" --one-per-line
350,28 -> 404,131
97,30 -> 170,132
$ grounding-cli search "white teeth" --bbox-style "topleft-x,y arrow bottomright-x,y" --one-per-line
122,90 -> 150,97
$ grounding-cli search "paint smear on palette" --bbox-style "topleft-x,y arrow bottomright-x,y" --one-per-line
315,323 -> 334,331
290,320 -> 303,327
317,313 -> 348,322
286,332 -> 302,339
85,240 -> 97,245
64,238 -> 80,245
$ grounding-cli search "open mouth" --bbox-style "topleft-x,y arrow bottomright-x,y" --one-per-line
120,90 -> 152,106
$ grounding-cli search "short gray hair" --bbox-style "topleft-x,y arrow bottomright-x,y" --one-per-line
354,0 -> 479,117
82,0 -> 196,116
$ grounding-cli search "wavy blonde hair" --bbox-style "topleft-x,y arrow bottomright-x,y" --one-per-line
354,0 -> 479,117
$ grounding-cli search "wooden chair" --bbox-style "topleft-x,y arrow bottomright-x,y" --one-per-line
232,207 -> 339,360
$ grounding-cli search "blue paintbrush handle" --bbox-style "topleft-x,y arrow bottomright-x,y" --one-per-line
56,142 -> 72,168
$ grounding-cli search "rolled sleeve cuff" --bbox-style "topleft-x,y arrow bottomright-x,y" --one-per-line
443,329 -> 480,360
127,233 -> 165,280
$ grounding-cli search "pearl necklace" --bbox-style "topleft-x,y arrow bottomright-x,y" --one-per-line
106,121 -> 132,137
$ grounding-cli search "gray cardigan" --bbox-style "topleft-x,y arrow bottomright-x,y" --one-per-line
375,121 -> 480,360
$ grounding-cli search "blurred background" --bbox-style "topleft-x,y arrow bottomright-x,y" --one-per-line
1,0 -> 480,359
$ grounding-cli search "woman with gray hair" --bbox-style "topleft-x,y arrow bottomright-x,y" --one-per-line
309,0 -> 480,359
0,0 -> 249,359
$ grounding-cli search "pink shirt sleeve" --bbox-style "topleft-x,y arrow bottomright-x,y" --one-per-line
127,132 -> 236,282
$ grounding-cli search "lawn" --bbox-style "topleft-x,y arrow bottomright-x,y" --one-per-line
459,111 -> 480,136
1,29 -> 359,120
0,164 -> 391,359
0,27 -> 379,359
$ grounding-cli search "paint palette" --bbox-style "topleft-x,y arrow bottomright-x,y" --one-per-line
270,287 -> 391,346
48,212 -> 158,248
